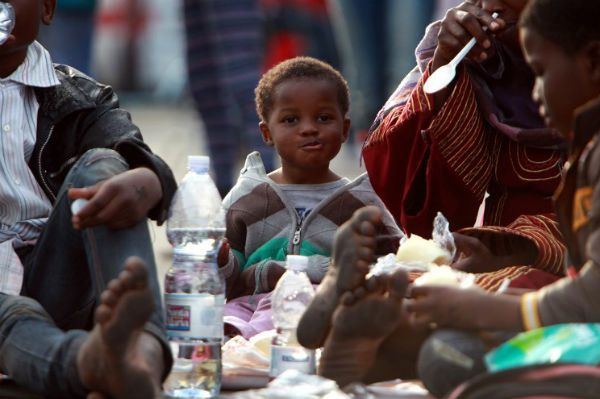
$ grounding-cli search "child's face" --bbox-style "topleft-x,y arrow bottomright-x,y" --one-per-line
0,0 -> 55,56
521,26 -> 600,137
260,78 -> 349,178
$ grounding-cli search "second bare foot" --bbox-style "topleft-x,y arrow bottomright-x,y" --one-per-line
318,270 -> 408,387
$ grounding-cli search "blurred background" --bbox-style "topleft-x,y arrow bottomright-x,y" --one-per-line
38,0 -> 461,271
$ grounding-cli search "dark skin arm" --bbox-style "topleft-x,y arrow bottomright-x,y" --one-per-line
405,285 -> 523,331
239,262 -> 286,296
452,233 -> 537,273
69,167 -> 162,230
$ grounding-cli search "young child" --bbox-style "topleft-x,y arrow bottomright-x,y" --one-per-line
310,0 -> 600,393
0,0 -> 176,397
219,56 -> 401,338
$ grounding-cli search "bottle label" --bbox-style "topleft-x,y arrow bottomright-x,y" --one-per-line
269,345 -> 316,378
164,293 -> 224,340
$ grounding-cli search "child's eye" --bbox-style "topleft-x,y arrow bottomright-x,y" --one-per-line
318,114 -> 332,122
282,116 -> 298,124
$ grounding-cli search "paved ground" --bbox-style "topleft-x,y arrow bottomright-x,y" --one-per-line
125,101 -> 366,280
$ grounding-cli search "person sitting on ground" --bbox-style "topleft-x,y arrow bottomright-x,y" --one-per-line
0,0 -> 176,397
405,0 -> 600,395
299,0 -> 565,383
300,0 -> 600,394
218,56 -> 401,339
363,0 -> 566,291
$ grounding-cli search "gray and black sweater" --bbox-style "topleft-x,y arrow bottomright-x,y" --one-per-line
221,152 -> 402,299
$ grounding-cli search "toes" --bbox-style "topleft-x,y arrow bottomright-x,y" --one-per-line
340,291 -> 357,306
94,303 -> 111,324
387,270 -> 409,300
364,276 -> 382,292
100,289 -> 119,308
123,256 -> 148,289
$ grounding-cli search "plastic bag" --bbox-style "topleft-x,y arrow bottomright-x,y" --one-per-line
369,212 -> 456,277
485,323 -> 600,372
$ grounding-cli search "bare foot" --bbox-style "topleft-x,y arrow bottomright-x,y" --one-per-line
297,206 -> 383,349
77,257 -> 163,399
318,270 -> 408,387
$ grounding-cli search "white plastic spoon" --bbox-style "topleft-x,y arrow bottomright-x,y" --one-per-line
424,12 -> 498,94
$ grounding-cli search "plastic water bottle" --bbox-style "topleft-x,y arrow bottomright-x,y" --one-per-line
270,255 -> 316,378
163,155 -> 226,399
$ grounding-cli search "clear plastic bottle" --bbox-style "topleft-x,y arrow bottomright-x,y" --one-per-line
270,255 -> 316,378
163,156 -> 226,399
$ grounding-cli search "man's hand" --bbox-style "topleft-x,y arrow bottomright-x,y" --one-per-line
432,1 -> 506,71
452,233 -> 503,273
69,167 -> 162,230
452,233 -> 538,273
405,285 -> 522,331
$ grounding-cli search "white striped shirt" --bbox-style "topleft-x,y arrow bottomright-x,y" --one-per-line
0,42 -> 60,295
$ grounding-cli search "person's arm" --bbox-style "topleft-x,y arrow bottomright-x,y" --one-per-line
363,65 -> 493,237
406,285 -> 523,331
77,81 -> 176,224
453,214 -> 565,275
69,167 -> 163,230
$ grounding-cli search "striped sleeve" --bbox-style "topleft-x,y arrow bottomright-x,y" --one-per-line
363,63 -> 492,236
424,65 -> 492,200
459,214 -> 566,276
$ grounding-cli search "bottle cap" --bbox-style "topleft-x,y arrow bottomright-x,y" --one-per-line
0,3 -> 15,46
286,255 -> 308,271
188,155 -> 209,174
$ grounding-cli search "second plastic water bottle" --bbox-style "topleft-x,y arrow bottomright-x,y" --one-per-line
163,156 -> 225,399
270,255 -> 316,378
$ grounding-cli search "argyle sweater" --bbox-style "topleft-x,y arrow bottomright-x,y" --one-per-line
221,152 -> 402,298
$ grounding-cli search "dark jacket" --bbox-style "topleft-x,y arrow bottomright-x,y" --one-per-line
30,64 -> 176,224
533,97 -> 600,325
554,98 -> 600,270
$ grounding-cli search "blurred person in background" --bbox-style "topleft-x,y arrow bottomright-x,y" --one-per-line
260,0 -> 339,71
183,0 -> 274,197
39,0 -> 97,75
326,0 -> 436,144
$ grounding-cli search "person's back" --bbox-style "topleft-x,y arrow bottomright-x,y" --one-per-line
218,57 -> 400,338
0,1 -> 176,397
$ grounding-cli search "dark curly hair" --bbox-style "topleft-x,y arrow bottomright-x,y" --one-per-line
255,56 -> 350,122
520,0 -> 600,55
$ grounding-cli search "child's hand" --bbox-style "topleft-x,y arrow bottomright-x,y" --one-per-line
405,284 -> 522,331
217,239 -> 230,267
405,285 -> 490,331
68,167 -> 162,230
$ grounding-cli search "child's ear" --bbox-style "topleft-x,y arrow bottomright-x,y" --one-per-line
342,118 -> 351,143
42,0 -> 57,25
259,122 -> 274,146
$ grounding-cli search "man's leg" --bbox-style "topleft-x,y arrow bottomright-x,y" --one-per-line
0,258 -> 167,399
0,294 -> 87,398
20,149 -> 171,375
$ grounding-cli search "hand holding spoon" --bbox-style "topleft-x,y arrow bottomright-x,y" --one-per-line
424,12 -> 499,94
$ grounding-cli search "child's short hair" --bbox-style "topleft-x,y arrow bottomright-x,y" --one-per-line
520,0 -> 600,55
255,56 -> 350,122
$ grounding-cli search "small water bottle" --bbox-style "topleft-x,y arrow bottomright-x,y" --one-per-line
270,255 -> 316,378
163,156 -> 226,399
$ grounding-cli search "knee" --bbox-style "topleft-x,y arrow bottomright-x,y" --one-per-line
0,295 -> 50,330
66,149 -> 129,189
417,329 -> 487,398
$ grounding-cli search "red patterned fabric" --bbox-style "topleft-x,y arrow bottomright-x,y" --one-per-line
364,64 -> 566,290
